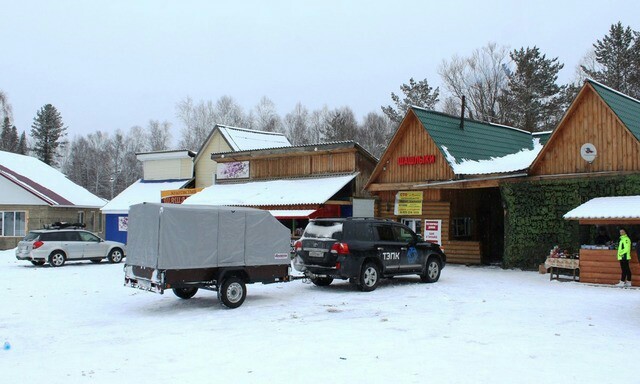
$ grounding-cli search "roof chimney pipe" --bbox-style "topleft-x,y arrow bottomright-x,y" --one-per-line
460,95 -> 465,130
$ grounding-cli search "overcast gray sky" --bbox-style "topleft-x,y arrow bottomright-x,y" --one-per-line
1,0 -> 638,140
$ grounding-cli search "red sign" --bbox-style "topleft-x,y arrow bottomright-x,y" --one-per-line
398,155 -> 436,166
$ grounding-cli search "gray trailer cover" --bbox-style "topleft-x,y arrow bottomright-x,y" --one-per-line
127,203 -> 291,269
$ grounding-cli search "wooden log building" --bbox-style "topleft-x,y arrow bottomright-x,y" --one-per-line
366,79 -> 640,266
183,141 -> 378,236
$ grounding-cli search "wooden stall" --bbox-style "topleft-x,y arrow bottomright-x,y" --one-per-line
564,196 -> 640,286
578,249 -> 639,285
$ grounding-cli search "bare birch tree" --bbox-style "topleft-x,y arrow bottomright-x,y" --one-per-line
177,95 -> 251,151
146,120 -> 172,151
359,112 -> 394,159
176,97 -> 216,151
308,106 -> 331,144
283,103 -> 310,145
439,43 -> 510,122
252,96 -> 283,133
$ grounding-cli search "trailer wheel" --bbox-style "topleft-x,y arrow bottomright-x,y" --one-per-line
173,287 -> 198,299
219,276 -> 246,309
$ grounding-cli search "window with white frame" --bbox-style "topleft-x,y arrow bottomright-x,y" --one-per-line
400,218 -> 423,237
0,211 -> 27,237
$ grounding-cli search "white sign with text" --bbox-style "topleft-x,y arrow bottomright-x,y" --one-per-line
424,219 -> 442,244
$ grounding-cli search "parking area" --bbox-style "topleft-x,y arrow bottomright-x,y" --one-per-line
1,250 -> 639,383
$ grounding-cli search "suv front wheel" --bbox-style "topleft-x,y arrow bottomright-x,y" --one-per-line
358,261 -> 380,292
420,257 -> 441,283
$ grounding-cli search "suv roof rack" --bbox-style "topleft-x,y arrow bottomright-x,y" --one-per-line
45,222 -> 86,230
311,217 -> 396,222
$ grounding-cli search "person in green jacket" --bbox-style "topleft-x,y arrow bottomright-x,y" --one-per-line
616,228 -> 632,287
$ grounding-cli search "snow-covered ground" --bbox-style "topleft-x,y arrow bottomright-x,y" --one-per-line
1,248 -> 639,384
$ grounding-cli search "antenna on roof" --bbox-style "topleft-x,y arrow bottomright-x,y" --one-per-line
459,95 -> 466,130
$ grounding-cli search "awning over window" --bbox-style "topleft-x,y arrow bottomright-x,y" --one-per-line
183,174 -> 357,207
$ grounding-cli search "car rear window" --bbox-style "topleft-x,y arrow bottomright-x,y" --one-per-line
352,222 -> 374,241
23,232 -> 41,241
40,232 -> 63,241
303,221 -> 344,240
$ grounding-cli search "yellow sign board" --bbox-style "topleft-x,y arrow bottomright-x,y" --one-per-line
160,188 -> 203,204
394,191 -> 423,215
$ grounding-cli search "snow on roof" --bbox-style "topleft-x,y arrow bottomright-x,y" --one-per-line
183,174 -> 357,207
218,125 -> 292,151
100,179 -> 190,213
442,139 -> 544,175
0,150 -> 106,207
564,196 -> 640,220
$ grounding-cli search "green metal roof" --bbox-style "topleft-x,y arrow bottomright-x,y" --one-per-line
411,107 -> 536,163
533,131 -> 552,145
588,79 -> 640,141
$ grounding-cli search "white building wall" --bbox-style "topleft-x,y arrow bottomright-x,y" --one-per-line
179,158 -> 194,179
143,159 -> 182,180
195,133 -> 232,188
0,177 -> 48,205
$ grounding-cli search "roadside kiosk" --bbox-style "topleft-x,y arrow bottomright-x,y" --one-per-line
564,196 -> 640,286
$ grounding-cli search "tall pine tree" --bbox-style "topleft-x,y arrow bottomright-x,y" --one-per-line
502,46 -> 567,132
17,132 -> 27,155
30,104 -> 67,166
582,22 -> 640,98
382,77 -> 440,124
1,116 -> 19,152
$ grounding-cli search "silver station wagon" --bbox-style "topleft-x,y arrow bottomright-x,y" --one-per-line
16,226 -> 126,267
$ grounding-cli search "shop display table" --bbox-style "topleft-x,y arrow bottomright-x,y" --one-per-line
545,257 -> 579,281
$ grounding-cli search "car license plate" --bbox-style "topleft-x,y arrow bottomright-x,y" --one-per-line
308,250 -> 324,258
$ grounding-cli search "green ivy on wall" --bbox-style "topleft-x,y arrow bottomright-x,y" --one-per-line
500,174 -> 640,270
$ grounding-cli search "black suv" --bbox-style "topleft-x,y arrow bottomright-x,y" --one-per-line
293,218 -> 446,291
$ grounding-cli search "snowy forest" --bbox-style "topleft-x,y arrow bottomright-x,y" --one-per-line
1,22 -> 639,200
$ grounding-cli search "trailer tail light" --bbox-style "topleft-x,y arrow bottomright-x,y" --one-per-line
330,242 -> 350,254
33,241 -> 44,249
293,240 -> 302,252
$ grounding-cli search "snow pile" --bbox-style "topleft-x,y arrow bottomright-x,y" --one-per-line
442,139 -> 543,175
1,247 -> 639,383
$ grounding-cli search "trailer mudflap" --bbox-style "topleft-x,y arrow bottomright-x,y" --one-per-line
124,265 -> 165,294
